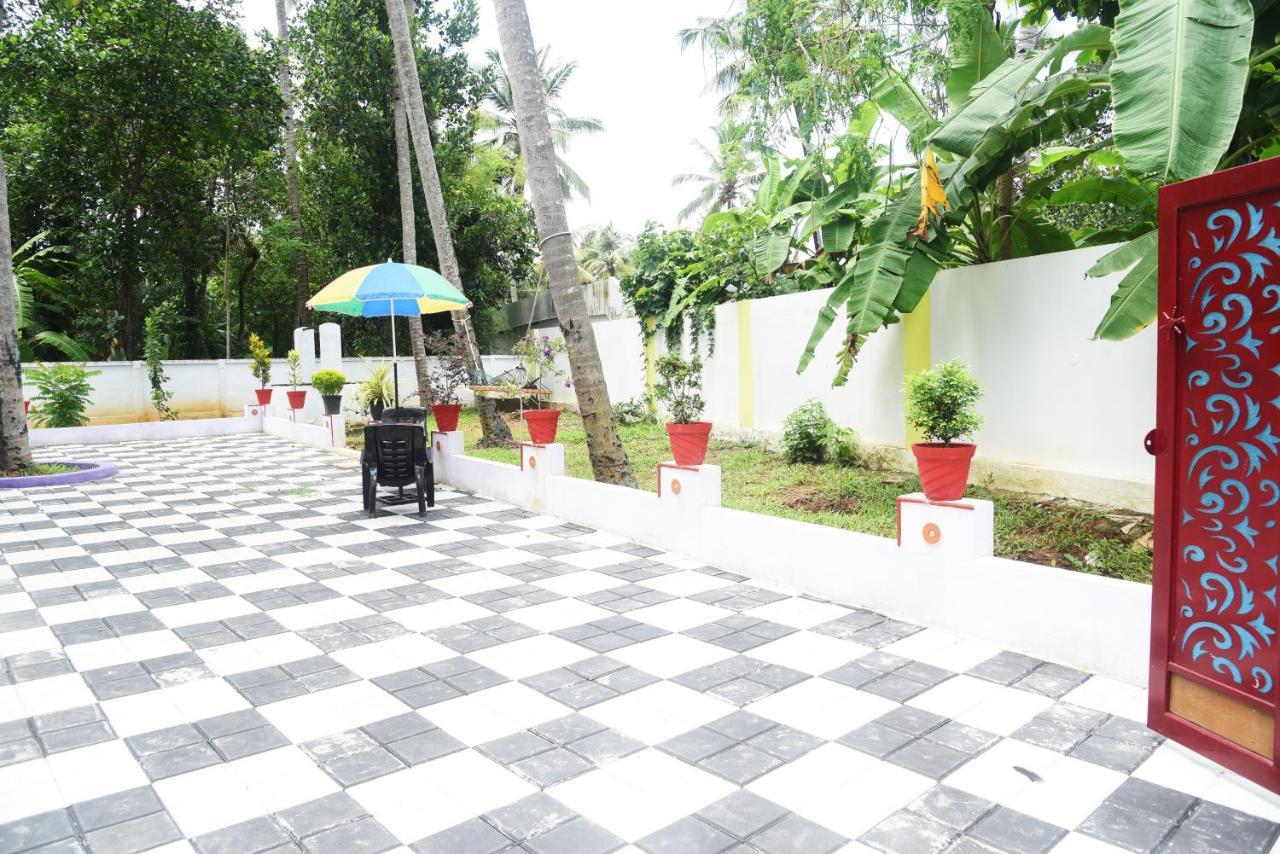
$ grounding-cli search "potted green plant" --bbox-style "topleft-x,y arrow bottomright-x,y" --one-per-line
311,368 -> 346,416
286,349 -> 307,409
905,358 -> 983,501
656,353 -> 710,466
248,332 -> 272,405
357,359 -> 394,421
513,333 -> 569,442
424,331 -> 470,432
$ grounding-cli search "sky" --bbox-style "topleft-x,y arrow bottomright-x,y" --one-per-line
237,0 -> 737,235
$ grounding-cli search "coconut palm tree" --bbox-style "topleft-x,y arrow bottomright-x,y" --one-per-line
491,0 -> 637,487
0,153 -> 32,475
275,0 -> 309,329
480,46 -> 602,201
389,11 -> 432,406
672,119 -> 759,223
384,0 -> 513,444
576,226 -> 632,281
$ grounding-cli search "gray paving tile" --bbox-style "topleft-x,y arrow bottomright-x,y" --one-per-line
749,813 -> 846,854
82,811 -> 182,854
483,793 -> 576,842
0,809 -> 75,854
637,815 -> 737,853
966,807 -> 1065,854
523,817 -> 625,854
860,810 -> 958,854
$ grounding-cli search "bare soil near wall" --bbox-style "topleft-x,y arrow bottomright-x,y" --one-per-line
349,408 -> 1154,583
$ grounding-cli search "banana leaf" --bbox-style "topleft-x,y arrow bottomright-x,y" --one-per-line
871,68 -> 938,142
1089,230 -> 1159,339
1111,0 -> 1253,180
946,5 -> 1007,110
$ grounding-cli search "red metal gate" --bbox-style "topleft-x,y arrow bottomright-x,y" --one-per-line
1149,157 -> 1280,792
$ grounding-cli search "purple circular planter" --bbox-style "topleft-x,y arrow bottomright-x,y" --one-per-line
0,461 -> 118,488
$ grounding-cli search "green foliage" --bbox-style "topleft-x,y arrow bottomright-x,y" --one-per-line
1,0 -> 282,358
26,363 -> 100,428
356,361 -> 395,411
781,400 -> 837,464
654,354 -> 706,424
905,359 -> 983,445
830,427 -> 864,469
512,334 -> 569,388
310,369 -> 346,396
611,397 -> 656,426
1089,230 -> 1159,339
247,333 -> 272,388
423,331 -> 471,405
287,350 -> 303,388
143,302 -> 178,421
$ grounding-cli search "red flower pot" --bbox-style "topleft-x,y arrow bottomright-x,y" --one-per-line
255,388 -> 273,405
286,389 -> 307,410
523,409 -> 560,444
911,442 -> 976,501
432,403 -> 462,432
666,421 -> 712,466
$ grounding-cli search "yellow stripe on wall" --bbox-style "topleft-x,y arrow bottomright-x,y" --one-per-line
901,290 -> 932,445
737,300 -> 755,430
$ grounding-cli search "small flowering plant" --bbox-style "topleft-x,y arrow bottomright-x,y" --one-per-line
512,334 -> 570,390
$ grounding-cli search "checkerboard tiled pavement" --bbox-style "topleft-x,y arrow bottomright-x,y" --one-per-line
3,435 -> 1280,854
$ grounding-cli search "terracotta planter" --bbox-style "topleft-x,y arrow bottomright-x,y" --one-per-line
432,403 -> 462,432
254,388 -> 273,405
321,394 -> 343,416
911,442 -> 976,501
286,389 -> 307,410
666,421 -> 712,466
23,400 -> 30,415
523,409 -> 560,444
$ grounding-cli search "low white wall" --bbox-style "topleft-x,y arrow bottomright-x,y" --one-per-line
435,444 -> 1150,685
29,416 -> 261,448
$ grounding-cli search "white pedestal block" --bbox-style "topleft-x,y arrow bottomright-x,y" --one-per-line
896,492 -> 994,559
658,462 -> 722,508
520,443 -> 564,476
243,404 -> 266,422
323,414 -> 345,448
318,323 -> 343,373
520,443 -> 564,511
431,430 -> 465,482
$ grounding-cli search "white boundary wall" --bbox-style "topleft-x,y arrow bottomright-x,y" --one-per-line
544,244 -> 1157,510
20,355 -> 521,425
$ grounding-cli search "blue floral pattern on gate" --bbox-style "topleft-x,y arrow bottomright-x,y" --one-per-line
1175,198 -> 1280,700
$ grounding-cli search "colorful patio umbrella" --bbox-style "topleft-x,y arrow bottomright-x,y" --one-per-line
306,262 -> 471,408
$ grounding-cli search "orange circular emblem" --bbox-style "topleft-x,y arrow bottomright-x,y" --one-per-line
435,441 -> 442,452
671,479 -> 682,495
922,522 -> 942,545
528,455 -> 537,470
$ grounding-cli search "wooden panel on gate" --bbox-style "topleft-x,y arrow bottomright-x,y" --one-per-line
1149,157 -> 1280,793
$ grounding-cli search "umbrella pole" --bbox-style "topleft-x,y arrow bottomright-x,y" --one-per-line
390,309 -> 400,410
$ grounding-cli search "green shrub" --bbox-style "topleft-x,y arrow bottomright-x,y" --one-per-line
356,360 -> 394,411
654,354 -> 705,423
611,396 -> 655,426
831,426 -> 864,468
27,363 -> 99,428
311,369 -> 346,396
424,331 -> 470,405
905,358 -> 983,445
247,332 -> 271,388
781,400 -> 835,464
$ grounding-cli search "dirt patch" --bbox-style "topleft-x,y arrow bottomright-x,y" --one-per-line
779,483 -> 862,515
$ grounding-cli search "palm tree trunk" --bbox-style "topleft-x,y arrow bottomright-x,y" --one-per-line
384,0 -> 511,444
491,0 -> 636,487
276,0 -> 310,330
391,60 -> 433,406
0,154 -> 32,475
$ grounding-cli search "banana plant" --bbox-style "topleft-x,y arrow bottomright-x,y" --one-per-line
799,0 -> 1260,379
13,232 -> 89,362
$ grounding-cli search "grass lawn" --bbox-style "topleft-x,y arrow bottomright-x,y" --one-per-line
350,408 -> 1153,584
3,463 -> 79,477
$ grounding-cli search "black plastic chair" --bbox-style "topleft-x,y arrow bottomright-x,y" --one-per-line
361,424 -> 434,516
380,406 -> 427,425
